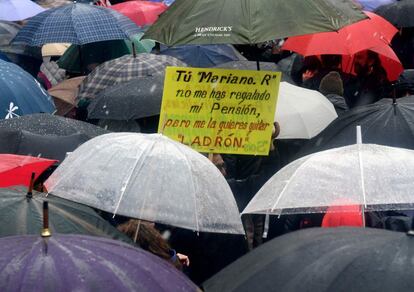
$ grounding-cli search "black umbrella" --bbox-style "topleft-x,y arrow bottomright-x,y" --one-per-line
375,0 -> 414,28
204,227 -> 414,292
215,60 -> 293,83
0,114 -> 108,160
0,113 -> 107,137
87,76 -> 164,121
0,187 -> 132,243
298,97 -> 414,156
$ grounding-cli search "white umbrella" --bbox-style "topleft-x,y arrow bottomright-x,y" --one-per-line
275,81 -> 337,139
45,133 -> 244,234
243,143 -> 414,216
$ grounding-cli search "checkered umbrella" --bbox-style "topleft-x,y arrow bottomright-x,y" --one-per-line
77,53 -> 186,102
12,3 -> 142,46
0,21 -> 21,47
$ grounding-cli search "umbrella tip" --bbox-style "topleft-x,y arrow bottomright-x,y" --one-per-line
407,230 -> 414,237
41,201 -> 51,238
26,172 -> 36,199
356,125 -> 362,144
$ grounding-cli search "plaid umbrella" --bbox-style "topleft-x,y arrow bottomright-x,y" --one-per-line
35,0 -> 71,9
12,3 -> 142,46
0,21 -> 20,47
77,53 -> 186,102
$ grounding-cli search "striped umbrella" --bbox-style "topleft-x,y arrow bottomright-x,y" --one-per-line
12,3 -> 142,46
77,53 -> 186,102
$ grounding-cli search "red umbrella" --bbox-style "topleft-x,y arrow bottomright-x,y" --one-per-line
0,154 -> 57,187
282,11 -> 397,56
342,45 -> 403,81
322,204 -> 363,228
110,1 -> 167,27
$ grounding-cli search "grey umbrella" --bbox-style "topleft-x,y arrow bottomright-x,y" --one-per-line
88,76 -> 164,121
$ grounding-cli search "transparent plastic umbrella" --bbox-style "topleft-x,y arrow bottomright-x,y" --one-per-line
45,133 -> 244,234
243,143 -> 414,216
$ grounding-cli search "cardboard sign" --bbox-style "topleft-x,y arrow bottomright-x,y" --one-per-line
158,67 -> 281,155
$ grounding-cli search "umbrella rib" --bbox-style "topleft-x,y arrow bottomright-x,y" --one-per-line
112,138 -> 155,216
270,155 -> 313,213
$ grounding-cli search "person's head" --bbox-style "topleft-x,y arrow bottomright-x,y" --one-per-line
321,55 -> 342,70
302,56 -> 322,72
212,154 -> 226,176
354,50 -> 381,76
117,219 -> 182,270
319,71 -> 344,96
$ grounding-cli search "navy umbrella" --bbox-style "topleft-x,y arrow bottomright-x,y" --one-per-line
299,97 -> 414,156
159,44 -> 245,67
12,3 -> 142,46
0,59 -> 55,119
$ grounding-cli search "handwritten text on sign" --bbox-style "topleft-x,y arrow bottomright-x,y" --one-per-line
158,67 -> 281,155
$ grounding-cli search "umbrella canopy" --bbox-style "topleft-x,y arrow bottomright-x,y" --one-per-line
0,154 -> 57,187
88,76 -> 164,120
48,76 -> 85,116
0,234 -> 198,291
0,0 -> 45,21
0,113 -> 107,137
299,97 -> 414,154
203,227 -> 414,292
159,44 -> 245,67
142,0 -> 367,46
58,33 -> 155,74
45,133 -> 244,234
215,60 -> 293,83
282,11 -> 397,56
0,59 -> 55,119
243,143 -> 414,216
375,0 -> 414,28
35,0 -> 72,9
110,1 -> 168,27
12,3 -> 142,46
0,21 -> 20,47
275,82 -> 338,139
77,53 -> 186,102
41,43 -> 70,57
356,0 -> 396,11
0,187 -> 132,242
342,45 -> 403,81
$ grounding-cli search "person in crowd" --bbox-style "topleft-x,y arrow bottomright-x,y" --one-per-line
395,70 -> 414,98
117,219 -> 190,270
319,71 -> 349,115
37,56 -> 66,90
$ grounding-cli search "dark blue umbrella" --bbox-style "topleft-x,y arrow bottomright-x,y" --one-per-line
0,234 -> 198,291
0,52 -> 9,62
12,3 -> 142,46
159,44 -> 245,67
0,59 -> 55,119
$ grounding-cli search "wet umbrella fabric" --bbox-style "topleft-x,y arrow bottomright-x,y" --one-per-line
0,0 -> 45,21
12,3 -> 142,46
0,21 -> 20,47
0,154 -> 57,187
282,11 -> 397,56
299,97 -> 414,154
142,0 -> 367,46
0,187 -> 132,243
58,33 -> 155,74
88,76 -> 164,120
110,0 -> 168,27
159,44 -> 245,68
35,0 -> 71,9
356,0 -> 395,11
77,53 -> 186,101
203,227 -> 414,292
48,76 -> 85,116
0,234 -> 198,291
0,59 -> 55,119
275,82 -> 338,139
375,0 -> 414,28
45,133 -> 245,234
243,144 -> 414,216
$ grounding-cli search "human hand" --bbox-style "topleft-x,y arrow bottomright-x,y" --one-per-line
177,253 -> 190,266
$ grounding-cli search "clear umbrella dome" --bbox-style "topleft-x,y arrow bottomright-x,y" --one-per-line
243,143 -> 414,215
46,133 -> 244,234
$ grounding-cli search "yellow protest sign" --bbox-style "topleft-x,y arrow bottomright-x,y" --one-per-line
158,67 -> 281,155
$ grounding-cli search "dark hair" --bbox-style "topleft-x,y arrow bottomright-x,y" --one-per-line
302,56 -> 322,71
321,55 -> 342,69
117,220 -> 182,270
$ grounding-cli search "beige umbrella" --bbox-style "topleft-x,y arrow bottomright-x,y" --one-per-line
42,43 -> 71,57
48,76 -> 85,116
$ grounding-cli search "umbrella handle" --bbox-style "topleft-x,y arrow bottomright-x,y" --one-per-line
26,172 -> 36,199
41,201 -> 51,237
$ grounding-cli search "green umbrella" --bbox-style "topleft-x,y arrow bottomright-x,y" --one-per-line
58,33 -> 155,74
0,187 -> 132,243
142,0 -> 367,46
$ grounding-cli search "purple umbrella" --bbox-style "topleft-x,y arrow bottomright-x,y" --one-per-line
0,234 -> 198,291
355,0 -> 396,11
0,0 -> 45,21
